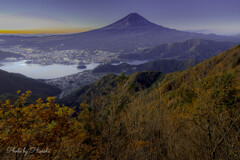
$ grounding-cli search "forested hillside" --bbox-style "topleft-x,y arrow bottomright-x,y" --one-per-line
0,45 -> 239,160
0,69 -> 61,96
63,44 -> 240,159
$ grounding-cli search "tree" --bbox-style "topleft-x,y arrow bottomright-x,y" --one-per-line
0,91 -> 84,160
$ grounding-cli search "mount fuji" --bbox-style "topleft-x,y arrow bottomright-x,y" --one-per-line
8,13 -> 240,51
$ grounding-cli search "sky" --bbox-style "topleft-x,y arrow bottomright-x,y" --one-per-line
0,0 -> 240,35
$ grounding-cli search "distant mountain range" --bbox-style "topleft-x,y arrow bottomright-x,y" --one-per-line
236,34 -> 240,37
2,13 -> 240,51
92,59 -> 201,74
93,39 -> 235,75
121,39 -> 237,60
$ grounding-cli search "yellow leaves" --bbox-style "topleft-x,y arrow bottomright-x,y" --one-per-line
17,90 -> 21,94
36,98 -> 43,104
80,102 -> 88,109
26,90 -> 32,96
56,108 -> 64,117
46,96 -> 55,103
14,91 -> 32,108
56,106 -> 73,117
0,91 -> 86,160
5,99 -> 11,105
45,97 -> 57,108
46,121 -> 56,131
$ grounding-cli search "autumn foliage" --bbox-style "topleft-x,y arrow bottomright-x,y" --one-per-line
0,91 -> 101,160
0,45 -> 239,160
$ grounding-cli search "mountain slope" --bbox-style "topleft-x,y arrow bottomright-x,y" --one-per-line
0,69 -> 61,96
59,74 -> 119,108
7,13 -> 240,51
158,44 -> 240,109
62,44 -> 240,159
93,59 -> 201,74
60,71 -> 163,108
62,44 -> 240,109
122,39 -> 236,60
103,13 -> 159,28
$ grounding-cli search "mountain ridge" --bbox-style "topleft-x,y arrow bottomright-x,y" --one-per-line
103,13 -> 160,28
3,13 -> 239,51
92,59 -> 201,74
121,39 -> 236,60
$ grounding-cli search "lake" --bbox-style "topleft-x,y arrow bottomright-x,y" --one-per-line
0,60 -> 100,79
0,59 -> 149,79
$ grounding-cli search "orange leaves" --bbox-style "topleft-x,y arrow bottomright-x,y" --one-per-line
133,140 -> 151,149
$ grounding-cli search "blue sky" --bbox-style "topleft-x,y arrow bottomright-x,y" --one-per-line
0,0 -> 239,35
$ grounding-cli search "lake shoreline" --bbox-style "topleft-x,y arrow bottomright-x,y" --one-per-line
0,59 -> 100,79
